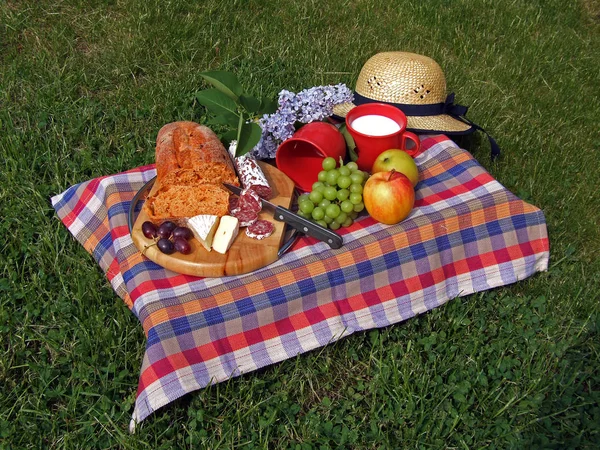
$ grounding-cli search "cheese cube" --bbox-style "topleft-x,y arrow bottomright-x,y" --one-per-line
212,215 -> 239,254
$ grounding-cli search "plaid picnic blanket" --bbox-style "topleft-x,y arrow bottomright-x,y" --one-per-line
51,135 -> 549,429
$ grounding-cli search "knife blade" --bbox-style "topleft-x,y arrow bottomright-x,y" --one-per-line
223,183 -> 343,249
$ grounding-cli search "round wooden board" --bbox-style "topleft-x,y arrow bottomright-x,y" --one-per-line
131,162 -> 296,277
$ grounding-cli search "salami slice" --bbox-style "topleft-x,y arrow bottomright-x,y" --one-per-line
228,144 -> 273,200
246,219 -> 275,240
233,208 -> 258,227
249,184 -> 272,200
238,187 -> 262,214
228,196 -> 240,215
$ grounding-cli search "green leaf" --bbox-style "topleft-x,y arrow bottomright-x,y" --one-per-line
235,122 -> 262,157
196,89 -> 239,116
236,111 -> 245,145
339,123 -> 357,161
199,71 -> 243,101
221,129 -> 238,144
206,112 -> 240,127
348,147 -> 358,162
258,96 -> 278,115
239,95 -> 262,114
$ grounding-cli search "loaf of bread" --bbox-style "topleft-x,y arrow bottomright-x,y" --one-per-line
143,121 -> 239,224
155,122 -> 238,186
144,184 -> 231,221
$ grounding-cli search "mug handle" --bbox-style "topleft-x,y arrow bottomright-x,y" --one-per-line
401,131 -> 421,157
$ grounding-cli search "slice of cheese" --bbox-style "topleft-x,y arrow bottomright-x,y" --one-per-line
187,215 -> 220,251
212,215 -> 239,254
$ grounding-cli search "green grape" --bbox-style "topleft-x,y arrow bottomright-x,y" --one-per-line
342,216 -> 353,227
353,201 -> 365,212
349,192 -> 362,204
312,181 -> 325,192
323,186 -> 338,201
337,175 -> 352,189
329,220 -> 341,231
298,193 -> 310,204
322,214 -> 334,224
340,200 -> 354,213
336,211 -> 348,224
325,169 -> 340,186
317,170 -> 328,182
350,172 -> 364,185
337,188 -> 350,202
311,206 -> 325,220
338,166 -> 351,177
349,183 -> 363,194
325,203 -> 341,219
350,211 -> 359,219
319,198 -> 331,209
299,200 -> 315,214
322,157 -> 337,171
346,161 -> 359,171
316,220 -> 328,228
309,190 -> 323,204
297,209 -> 309,219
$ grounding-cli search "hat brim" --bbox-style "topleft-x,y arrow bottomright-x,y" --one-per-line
333,102 -> 474,134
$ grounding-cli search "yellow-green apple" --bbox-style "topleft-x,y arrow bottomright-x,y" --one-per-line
363,170 -> 415,225
371,149 -> 419,187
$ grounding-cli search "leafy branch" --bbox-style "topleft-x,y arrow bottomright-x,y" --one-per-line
195,71 -> 277,157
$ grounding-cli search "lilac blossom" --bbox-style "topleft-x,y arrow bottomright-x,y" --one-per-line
251,84 -> 353,159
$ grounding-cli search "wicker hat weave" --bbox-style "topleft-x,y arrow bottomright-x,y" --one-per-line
334,51 -> 473,133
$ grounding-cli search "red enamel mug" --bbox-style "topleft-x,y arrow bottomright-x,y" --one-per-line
345,103 -> 420,172
276,121 -> 347,192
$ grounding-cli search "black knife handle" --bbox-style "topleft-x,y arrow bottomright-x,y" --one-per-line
274,206 -> 343,249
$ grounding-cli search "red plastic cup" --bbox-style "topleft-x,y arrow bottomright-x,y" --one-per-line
276,122 -> 347,192
345,103 -> 421,172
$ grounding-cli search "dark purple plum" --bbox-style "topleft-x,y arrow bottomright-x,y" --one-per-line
172,226 -> 193,241
141,221 -> 157,239
157,238 -> 175,254
174,237 -> 192,255
157,221 -> 177,239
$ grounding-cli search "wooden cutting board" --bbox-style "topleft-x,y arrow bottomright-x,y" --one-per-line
131,162 -> 296,277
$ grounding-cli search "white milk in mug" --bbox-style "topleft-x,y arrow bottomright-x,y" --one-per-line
350,114 -> 401,136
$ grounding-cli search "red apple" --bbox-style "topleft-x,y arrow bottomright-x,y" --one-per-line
363,170 -> 415,225
371,149 -> 419,187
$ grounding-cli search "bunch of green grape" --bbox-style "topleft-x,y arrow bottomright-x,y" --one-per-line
297,157 -> 368,230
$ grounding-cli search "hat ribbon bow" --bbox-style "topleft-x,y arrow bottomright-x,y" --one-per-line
353,91 -> 468,117
442,93 -> 500,159
443,93 -> 469,117
351,92 -> 500,159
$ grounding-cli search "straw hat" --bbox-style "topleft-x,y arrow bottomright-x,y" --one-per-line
334,51 -> 474,134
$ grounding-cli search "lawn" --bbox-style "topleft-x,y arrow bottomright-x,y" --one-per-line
1,0 -> 599,448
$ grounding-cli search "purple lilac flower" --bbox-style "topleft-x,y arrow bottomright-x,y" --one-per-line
260,112 -> 296,142
252,134 -> 279,160
277,90 -> 300,115
251,84 -> 353,159
295,84 -> 351,123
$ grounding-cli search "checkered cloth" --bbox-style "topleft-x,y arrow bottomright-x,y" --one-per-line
51,135 -> 549,429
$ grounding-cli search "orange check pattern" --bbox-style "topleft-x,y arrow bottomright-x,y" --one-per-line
51,135 -> 549,428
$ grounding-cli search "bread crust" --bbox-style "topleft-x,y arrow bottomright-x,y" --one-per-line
155,121 -> 238,186
143,121 -> 239,224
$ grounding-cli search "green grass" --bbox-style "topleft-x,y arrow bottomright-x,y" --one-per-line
1,0 -> 599,447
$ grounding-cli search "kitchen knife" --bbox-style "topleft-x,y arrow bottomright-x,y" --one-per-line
223,183 -> 343,249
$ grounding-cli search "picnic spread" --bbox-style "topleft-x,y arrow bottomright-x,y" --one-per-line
50,52 -> 550,429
